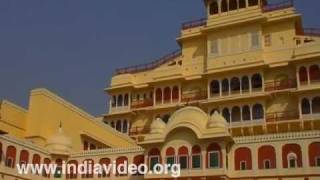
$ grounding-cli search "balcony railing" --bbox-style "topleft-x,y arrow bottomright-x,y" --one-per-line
265,79 -> 297,92
262,0 -> 293,12
181,18 -> 207,30
131,99 -> 153,109
266,111 -> 299,123
181,91 -> 207,102
115,50 -> 182,75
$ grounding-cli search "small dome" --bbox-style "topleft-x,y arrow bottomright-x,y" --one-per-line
208,111 -> 228,129
150,118 -> 166,134
46,126 -> 72,156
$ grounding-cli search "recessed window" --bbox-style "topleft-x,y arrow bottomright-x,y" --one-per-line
264,159 -> 271,169
179,156 -> 188,169
264,34 -> 272,47
149,156 -> 160,170
288,154 -> 297,168
192,154 -> 201,169
5,158 -> 13,168
166,156 -> 175,168
210,39 -> 219,56
315,157 -> 320,167
240,161 -> 247,170
251,31 -> 260,49
208,151 -> 220,168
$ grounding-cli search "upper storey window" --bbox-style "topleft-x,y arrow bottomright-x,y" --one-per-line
248,0 -> 258,7
251,31 -> 261,49
210,39 -> 219,56
210,1 -> 219,15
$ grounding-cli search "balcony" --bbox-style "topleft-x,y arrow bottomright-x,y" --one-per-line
262,0 -> 293,12
181,91 -> 207,103
181,18 -> 207,30
265,79 -> 297,92
131,99 -> 153,109
266,111 -> 300,123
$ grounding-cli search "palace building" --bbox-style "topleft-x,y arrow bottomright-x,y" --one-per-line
1,0 -> 320,179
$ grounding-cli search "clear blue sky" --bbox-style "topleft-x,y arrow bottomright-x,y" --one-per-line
0,0 -> 319,116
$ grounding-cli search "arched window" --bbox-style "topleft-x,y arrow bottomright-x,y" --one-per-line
133,155 -> 145,176
221,0 -> 228,12
116,156 -> 128,176
239,0 -> 246,8
299,67 -> 308,83
210,1 -> 219,15
310,65 -> 320,82
222,108 -> 231,123
301,98 -> 311,115
32,154 -> 41,175
232,106 -> 241,122
235,147 -> 252,170
124,94 -> 129,106
42,158 -> 51,178
166,147 -> 175,168
229,0 -> 238,11
54,159 -> 63,178
116,120 -> 122,132
207,143 -> 222,168
164,87 -> 171,103
252,74 -> 262,90
156,88 -> 162,104
248,0 -> 258,6
258,146 -> 276,169
82,159 -> 94,178
149,148 -> 161,170
210,80 -> 220,96
98,158 -> 110,178
282,144 -> 302,168
112,96 -> 116,107
242,105 -> 251,121
222,79 -> 229,95
253,104 -> 264,120
67,160 -> 78,179
172,86 -> 179,101
309,142 -> 320,167
178,146 -> 189,169
123,120 -> 128,133
192,145 -> 202,169
19,150 -> 29,165
242,76 -> 250,93
5,146 -> 16,168
312,97 -> 320,114
231,77 -> 240,93
117,95 -> 123,107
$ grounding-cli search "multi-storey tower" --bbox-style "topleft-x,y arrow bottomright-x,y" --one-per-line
104,0 -> 320,179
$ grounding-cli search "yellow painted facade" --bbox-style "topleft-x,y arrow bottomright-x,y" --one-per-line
1,0 -> 320,180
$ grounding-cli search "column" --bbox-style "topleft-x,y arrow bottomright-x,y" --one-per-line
275,143 -> 283,171
252,145 -> 258,171
208,80 -> 211,99
179,84 -> 182,102
219,80 -> 223,97
228,78 -> 231,96
301,141 -> 309,169
249,75 -> 252,93
171,86 -> 173,104
296,66 -> 301,88
262,72 -> 265,92
161,88 -> 164,105
307,66 -> 311,85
